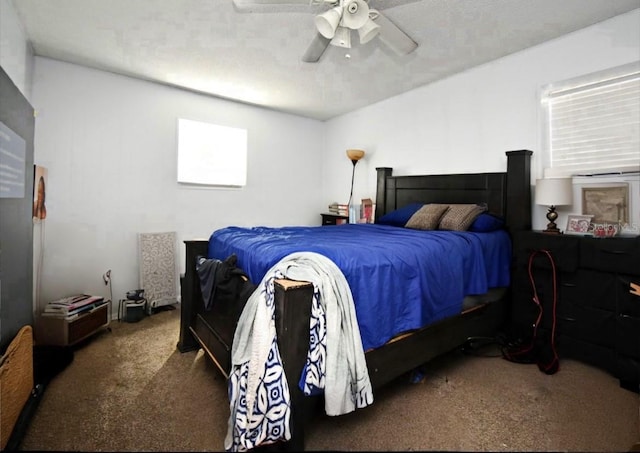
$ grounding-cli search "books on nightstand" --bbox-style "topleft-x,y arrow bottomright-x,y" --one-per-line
328,202 -> 349,216
42,294 -> 106,320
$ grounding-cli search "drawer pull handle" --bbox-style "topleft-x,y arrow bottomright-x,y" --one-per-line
601,249 -> 629,255
562,283 -> 577,287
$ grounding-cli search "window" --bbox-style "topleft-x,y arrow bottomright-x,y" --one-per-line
542,62 -> 640,176
177,118 -> 248,187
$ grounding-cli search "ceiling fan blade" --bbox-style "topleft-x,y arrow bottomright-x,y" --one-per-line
233,0 -> 315,11
233,0 -> 312,5
368,0 -> 423,9
302,33 -> 331,63
375,12 -> 417,56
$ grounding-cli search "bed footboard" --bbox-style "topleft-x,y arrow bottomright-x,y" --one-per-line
272,279 -> 318,451
177,240 -> 317,450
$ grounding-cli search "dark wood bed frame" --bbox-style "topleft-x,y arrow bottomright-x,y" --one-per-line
177,149 -> 532,451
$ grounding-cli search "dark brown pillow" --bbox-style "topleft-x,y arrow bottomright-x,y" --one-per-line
438,204 -> 487,231
405,204 -> 450,230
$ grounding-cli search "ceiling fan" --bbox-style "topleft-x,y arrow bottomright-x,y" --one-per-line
232,0 -> 418,62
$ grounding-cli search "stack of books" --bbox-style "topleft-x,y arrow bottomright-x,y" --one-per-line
328,202 -> 349,216
42,294 -> 106,320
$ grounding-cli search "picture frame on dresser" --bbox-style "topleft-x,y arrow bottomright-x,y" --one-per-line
591,222 -> 620,238
565,214 -> 593,235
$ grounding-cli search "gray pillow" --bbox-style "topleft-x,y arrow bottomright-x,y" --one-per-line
405,204 -> 450,230
438,204 -> 487,231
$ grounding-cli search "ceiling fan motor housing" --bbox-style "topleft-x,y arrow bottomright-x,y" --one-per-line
343,0 -> 369,29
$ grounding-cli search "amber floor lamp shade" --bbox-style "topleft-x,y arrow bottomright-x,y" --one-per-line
535,177 -> 573,234
347,149 -> 365,211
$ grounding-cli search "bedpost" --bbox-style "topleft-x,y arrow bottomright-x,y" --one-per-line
375,167 -> 392,222
273,279 -> 316,451
505,150 -> 533,233
177,239 -> 208,352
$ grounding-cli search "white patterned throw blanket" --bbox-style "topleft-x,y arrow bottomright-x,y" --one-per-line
224,252 -> 373,452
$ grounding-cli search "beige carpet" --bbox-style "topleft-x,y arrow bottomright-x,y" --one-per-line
21,307 -> 640,452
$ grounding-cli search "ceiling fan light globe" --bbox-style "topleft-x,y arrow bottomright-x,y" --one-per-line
315,6 -> 343,39
342,0 -> 369,30
358,18 -> 380,44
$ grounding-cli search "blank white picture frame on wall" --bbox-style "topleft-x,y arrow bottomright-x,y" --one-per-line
177,118 -> 248,187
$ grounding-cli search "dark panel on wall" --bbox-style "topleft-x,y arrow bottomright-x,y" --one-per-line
0,66 -> 35,350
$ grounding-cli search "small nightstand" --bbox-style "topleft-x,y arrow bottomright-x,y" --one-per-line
321,213 -> 349,226
35,300 -> 111,347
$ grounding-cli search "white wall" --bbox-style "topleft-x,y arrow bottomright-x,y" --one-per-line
0,0 -> 34,101
323,9 -> 640,232
31,58 -> 324,310
5,7 -> 640,313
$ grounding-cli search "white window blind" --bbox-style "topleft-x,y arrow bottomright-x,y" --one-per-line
543,63 -> 640,175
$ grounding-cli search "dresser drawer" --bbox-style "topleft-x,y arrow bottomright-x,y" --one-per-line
560,269 -> 616,312
616,355 -> 640,389
67,304 -> 109,344
514,232 -> 580,272
557,334 -> 616,372
579,236 -> 640,275
557,303 -> 616,349
616,313 -> 640,359
617,274 -> 640,317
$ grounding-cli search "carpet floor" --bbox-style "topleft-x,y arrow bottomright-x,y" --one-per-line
20,307 -> 640,451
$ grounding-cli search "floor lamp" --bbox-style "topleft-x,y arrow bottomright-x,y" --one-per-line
346,149 -> 365,222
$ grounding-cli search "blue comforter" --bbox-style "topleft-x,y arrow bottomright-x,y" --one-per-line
208,224 -> 511,351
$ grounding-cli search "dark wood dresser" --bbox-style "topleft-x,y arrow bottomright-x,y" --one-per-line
511,231 -> 640,392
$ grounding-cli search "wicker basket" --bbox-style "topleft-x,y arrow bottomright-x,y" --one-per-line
0,325 -> 34,450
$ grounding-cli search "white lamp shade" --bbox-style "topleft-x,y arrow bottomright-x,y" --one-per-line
535,178 -> 573,206
315,6 -> 343,39
346,149 -> 365,161
358,18 -> 380,44
342,0 -> 369,30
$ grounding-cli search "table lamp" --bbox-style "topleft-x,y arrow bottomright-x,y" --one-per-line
535,177 -> 573,234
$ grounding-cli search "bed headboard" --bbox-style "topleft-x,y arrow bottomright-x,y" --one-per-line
375,150 -> 532,233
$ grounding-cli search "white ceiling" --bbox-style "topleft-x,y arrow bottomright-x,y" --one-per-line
11,0 -> 640,121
